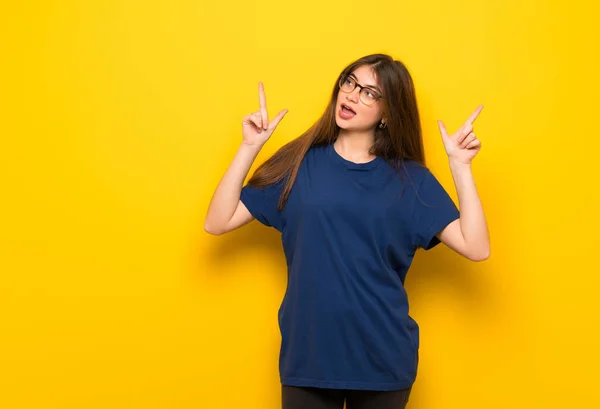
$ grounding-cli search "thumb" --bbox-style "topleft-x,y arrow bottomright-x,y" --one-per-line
269,109 -> 288,130
437,120 -> 449,139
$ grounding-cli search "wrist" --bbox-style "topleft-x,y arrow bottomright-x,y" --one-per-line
240,141 -> 264,153
449,158 -> 472,172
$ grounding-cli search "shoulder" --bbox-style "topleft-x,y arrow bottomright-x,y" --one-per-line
382,158 -> 433,185
307,143 -> 328,156
299,143 -> 329,166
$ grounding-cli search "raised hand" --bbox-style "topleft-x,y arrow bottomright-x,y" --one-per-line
242,82 -> 288,147
437,105 -> 484,164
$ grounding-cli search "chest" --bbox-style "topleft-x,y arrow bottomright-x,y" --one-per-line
284,161 -> 414,235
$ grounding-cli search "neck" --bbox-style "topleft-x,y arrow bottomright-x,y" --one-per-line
334,129 -> 376,163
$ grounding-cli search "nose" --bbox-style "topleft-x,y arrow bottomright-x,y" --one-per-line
345,88 -> 359,103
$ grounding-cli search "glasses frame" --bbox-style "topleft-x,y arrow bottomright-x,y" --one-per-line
338,74 -> 384,106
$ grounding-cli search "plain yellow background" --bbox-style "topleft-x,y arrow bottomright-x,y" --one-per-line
1,1 -> 599,408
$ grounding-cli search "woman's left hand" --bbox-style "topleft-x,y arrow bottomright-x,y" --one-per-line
437,105 -> 484,164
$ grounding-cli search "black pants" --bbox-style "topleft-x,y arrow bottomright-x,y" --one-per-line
282,385 -> 412,409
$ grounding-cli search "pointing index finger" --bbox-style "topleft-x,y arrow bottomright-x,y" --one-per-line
466,104 -> 484,125
258,81 -> 267,110
258,82 -> 268,129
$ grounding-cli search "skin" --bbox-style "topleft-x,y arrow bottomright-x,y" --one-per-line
436,106 -> 490,261
333,65 -> 385,164
204,71 -> 490,262
203,82 -> 284,236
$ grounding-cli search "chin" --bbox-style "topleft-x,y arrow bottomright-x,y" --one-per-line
336,119 -> 357,129
335,116 -> 367,131
335,118 -> 352,130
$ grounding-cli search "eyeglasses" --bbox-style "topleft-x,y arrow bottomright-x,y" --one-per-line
338,74 -> 384,106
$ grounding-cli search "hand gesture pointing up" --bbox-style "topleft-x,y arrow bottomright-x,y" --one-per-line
242,82 -> 288,147
437,105 -> 484,164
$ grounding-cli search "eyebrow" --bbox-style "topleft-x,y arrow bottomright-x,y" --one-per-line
349,73 -> 382,94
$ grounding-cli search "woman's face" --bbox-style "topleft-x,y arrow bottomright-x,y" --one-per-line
335,65 -> 385,132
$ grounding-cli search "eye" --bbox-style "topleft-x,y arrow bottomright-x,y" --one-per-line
364,89 -> 378,99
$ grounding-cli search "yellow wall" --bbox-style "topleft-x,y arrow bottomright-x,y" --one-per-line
1,1 -> 598,408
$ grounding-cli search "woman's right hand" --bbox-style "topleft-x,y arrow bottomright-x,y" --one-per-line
242,82 -> 288,147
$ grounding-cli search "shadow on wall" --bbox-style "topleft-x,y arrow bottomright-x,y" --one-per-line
405,244 -> 499,408
202,221 -> 286,409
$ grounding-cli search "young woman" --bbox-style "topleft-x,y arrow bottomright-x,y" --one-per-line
205,53 -> 490,409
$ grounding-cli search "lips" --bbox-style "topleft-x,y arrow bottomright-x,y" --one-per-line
339,103 -> 357,120
341,103 -> 356,114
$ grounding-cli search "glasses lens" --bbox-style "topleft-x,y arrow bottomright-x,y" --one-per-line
339,76 -> 355,92
360,90 -> 377,105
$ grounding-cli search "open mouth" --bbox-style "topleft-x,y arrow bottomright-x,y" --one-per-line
339,103 -> 357,120
341,103 -> 356,114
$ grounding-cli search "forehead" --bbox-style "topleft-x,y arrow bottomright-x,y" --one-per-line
349,65 -> 379,88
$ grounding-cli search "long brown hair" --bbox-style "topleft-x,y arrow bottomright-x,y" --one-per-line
248,53 -> 426,211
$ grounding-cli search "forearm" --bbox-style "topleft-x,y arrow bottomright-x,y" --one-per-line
449,159 -> 490,258
204,142 -> 263,231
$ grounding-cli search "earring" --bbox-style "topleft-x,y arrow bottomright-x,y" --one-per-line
378,120 -> 387,129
